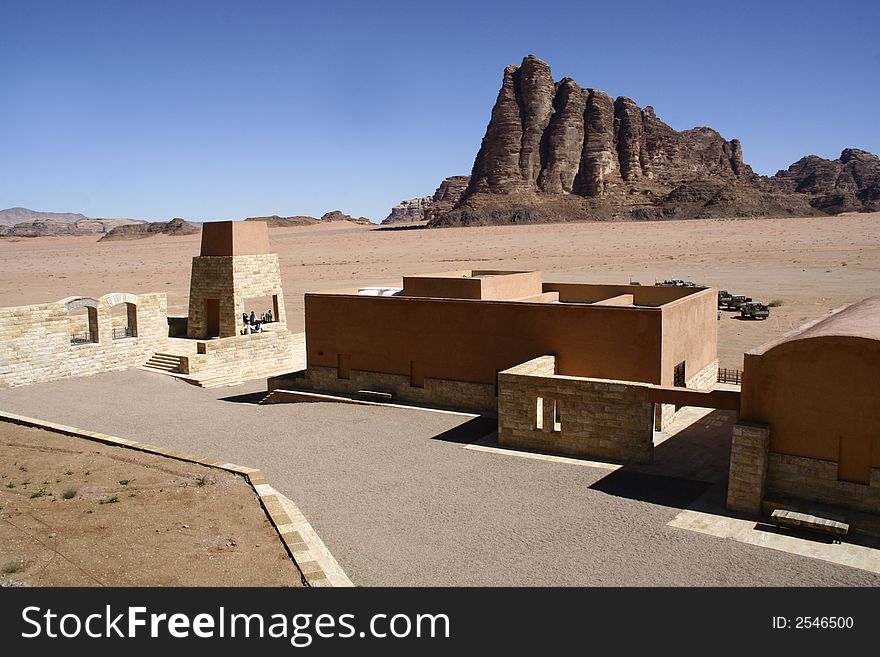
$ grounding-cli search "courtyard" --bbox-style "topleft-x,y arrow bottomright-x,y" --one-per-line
1,369 -> 877,586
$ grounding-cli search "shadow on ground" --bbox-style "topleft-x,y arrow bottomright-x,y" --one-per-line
589,408 -> 736,511
218,391 -> 268,405
589,471 -> 713,509
429,416 -> 497,444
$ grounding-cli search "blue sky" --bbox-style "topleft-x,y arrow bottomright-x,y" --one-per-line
2,0 -> 878,222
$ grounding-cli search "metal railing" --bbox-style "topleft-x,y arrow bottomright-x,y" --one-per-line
717,367 -> 742,385
70,332 -> 97,345
112,326 -> 135,340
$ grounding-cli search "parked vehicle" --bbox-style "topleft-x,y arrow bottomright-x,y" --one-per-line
740,301 -> 770,320
725,295 -> 752,310
718,290 -> 732,308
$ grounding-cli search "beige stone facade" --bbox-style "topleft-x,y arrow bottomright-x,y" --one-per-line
270,365 -> 497,413
0,292 -> 168,388
180,327 -> 302,382
654,358 -> 719,431
726,421 -> 770,514
766,454 -> 880,516
187,254 -> 286,339
497,356 -> 655,463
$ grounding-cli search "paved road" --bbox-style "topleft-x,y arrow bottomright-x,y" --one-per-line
2,369 -> 878,586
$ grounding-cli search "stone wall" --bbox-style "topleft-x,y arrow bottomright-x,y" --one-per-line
766,453 -> 880,516
654,358 -> 719,431
272,365 -> 497,413
498,356 -> 655,463
688,358 -> 719,391
726,421 -> 770,514
180,328 -> 302,380
187,254 -> 286,339
0,293 -> 167,388
186,256 -> 235,338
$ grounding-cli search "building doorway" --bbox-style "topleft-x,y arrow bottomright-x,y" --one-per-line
205,299 -> 220,338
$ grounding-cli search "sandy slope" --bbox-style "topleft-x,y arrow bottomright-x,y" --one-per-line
1,213 -> 878,369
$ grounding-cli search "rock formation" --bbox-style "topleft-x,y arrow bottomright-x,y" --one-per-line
428,55 -> 822,227
98,218 -> 200,241
320,210 -> 372,224
382,197 -> 433,224
382,176 -> 471,225
770,148 -> 880,213
245,215 -> 319,227
0,207 -> 143,237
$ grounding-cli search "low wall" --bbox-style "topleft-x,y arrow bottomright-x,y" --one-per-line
498,356 -> 655,463
654,358 -> 719,430
181,329 -> 302,380
727,419 -> 880,518
0,293 -> 167,388
271,365 -> 497,414
766,453 -> 880,516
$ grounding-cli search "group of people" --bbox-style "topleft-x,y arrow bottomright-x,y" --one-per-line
240,309 -> 273,335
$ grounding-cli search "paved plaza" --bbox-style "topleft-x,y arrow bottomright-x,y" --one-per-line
1,369 -> 878,586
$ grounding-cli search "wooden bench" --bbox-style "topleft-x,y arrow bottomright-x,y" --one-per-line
771,509 -> 849,541
357,390 -> 394,402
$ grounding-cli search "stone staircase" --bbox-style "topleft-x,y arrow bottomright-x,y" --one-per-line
143,352 -> 184,374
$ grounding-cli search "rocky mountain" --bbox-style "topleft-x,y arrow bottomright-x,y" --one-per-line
427,55 -> 822,227
245,210 -> 372,227
0,207 -> 89,227
320,210 -> 372,224
382,176 -> 471,225
245,215 -> 320,227
0,207 -> 143,237
770,148 -> 880,213
382,197 -> 433,225
98,218 -> 200,241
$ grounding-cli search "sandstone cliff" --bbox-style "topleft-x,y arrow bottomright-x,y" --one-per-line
98,218 -> 200,241
429,55 -> 820,227
382,197 -> 433,225
382,176 -> 470,225
245,215 -> 319,227
0,207 -> 143,237
770,148 -> 880,213
320,210 -> 372,224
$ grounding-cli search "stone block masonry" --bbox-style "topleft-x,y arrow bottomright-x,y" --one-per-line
766,454 -> 880,516
655,358 -> 719,431
271,365 -> 498,414
0,292 -> 168,388
726,421 -> 770,514
187,253 -> 286,339
498,356 -> 655,463
180,329 -> 303,383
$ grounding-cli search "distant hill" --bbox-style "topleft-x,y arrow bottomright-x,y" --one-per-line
0,207 -> 89,227
98,218 -> 200,241
0,207 -> 143,237
1,206 -> 375,239
245,215 -> 320,227
245,210 -> 372,227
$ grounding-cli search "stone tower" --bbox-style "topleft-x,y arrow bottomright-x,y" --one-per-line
186,221 -> 287,339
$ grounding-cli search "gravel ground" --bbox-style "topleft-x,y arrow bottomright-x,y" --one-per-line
1,369 -> 878,586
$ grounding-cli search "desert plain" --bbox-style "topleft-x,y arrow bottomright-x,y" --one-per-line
1,212 -> 878,369
2,212 -> 880,586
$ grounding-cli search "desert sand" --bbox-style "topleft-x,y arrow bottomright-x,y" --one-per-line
1,213 -> 878,369
0,423 -> 300,586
